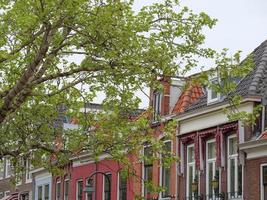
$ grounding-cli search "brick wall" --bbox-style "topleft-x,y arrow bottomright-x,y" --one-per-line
244,157 -> 267,200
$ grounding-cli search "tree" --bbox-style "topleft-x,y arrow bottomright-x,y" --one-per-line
0,0 -> 217,175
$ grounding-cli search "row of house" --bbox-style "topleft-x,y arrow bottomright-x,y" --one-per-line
1,40 -> 267,200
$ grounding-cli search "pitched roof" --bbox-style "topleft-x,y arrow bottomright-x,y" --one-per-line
172,84 -> 203,113
185,39 -> 267,113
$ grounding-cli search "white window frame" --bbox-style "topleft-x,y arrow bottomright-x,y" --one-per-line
207,76 -> 220,104
261,163 -> 267,200
4,191 -> 10,198
25,159 -> 33,183
159,140 -> 172,200
142,145 -> 153,198
186,144 -> 196,198
64,178 -> 69,200
117,172 -> 127,200
56,180 -> 61,200
103,173 -> 111,200
0,159 -> 4,180
206,139 -> 217,198
76,179 -> 83,200
227,135 -> 243,199
86,177 -> 94,200
153,92 -> 162,121
5,158 -> 11,178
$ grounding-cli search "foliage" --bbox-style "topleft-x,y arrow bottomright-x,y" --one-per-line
0,0 -> 217,188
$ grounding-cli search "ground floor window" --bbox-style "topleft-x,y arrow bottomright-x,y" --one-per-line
118,173 -> 127,200
76,180 -> 83,200
86,178 -> 94,200
103,174 -> 111,200
261,164 -> 267,200
161,141 -> 171,198
56,181 -> 61,200
143,146 -> 153,199
64,179 -> 69,200
37,184 -> 50,200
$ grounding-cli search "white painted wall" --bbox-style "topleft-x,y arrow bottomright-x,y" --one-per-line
179,102 -> 254,134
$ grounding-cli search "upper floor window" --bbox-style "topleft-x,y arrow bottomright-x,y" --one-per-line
227,136 -> 242,199
152,92 -> 162,121
160,141 -> 171,198
207,77 -> 220,104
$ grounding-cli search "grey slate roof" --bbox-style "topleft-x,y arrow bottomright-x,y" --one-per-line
184,39 -> 267,112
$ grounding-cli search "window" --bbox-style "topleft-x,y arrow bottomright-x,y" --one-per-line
0,159 -> 4,179
86,178 -> 94,200
153,92 -> 162,121
206,140 -> 219,199
161,141 -> 171,198
4,191 -> 10,198
5,158 -> 11,178
261,164 -> 267,200
103,174 -> 111,200
207,77 -> 220,104
143,146 -> 153,199
56,181 -> 61,200
227,136 -> 242,199
76,180 -> 83,200
118,173 -> 127,200
186,145 -> 197,199
25,159 -> 32,183
0,192 -> 4,199
38,186 -> 43,200
64,179 -> 69,200
44,184 -> 50,200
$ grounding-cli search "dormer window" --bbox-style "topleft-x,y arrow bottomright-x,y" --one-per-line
207,77 -> 220,104
152,92 -> 162,121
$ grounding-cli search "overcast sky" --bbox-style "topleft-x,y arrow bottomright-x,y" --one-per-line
134,0 -> 267,57
130,0 -> 267,108
93,0 -> 267,108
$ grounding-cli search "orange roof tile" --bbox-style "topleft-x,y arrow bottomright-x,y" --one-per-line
172,84 -> 203,113
259,130 -> 267,140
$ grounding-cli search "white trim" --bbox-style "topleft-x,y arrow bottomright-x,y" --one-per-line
5,158 -> 11,178
56,180 -> 61,200
0,159 -> 4,180
206,139 -> 216,197
227,135 -> 243,199
159,140 -> 172,200
186,144 -> 196,198
64,178 -> 69,200
117,173 -> 120,200
103,173 -> 111,200
76,179 -> 83,200
168,100 -> 258,123
260,163 -> 267,200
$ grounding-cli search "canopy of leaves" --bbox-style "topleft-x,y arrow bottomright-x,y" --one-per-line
0,0 -> 217,176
